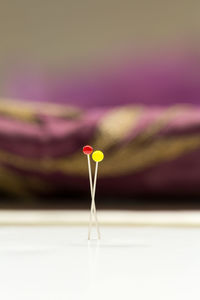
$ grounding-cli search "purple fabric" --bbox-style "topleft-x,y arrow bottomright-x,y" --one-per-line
1,50 -> 200,198
3,50 -> 200,107
0,100 -> 200,197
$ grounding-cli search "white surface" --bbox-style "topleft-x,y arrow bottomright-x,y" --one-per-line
0,226 -> 200,300
1,210 -> 200,226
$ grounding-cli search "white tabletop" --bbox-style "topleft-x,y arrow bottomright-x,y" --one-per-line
0,225 -> 199,300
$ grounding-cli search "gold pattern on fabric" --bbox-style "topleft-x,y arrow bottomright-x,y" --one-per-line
92,106 -> 142,150
0,99 -> 81,121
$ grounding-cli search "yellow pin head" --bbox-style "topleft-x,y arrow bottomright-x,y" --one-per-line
92,150 -> 104,162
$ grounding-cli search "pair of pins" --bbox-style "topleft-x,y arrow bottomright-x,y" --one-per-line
83,145 -> 104,240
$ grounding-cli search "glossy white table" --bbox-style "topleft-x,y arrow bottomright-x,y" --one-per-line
0,224 -> 200,300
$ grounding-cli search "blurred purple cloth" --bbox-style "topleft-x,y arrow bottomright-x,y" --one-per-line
3,50 -> 200,107
1,50 -> 200,198
0,99 -> 200,198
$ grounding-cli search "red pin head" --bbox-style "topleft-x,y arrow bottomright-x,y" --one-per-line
83,145 -> 93,155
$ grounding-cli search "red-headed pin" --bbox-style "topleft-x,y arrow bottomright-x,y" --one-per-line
83,145 -> 100,240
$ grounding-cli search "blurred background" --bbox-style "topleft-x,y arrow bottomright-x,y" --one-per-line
0,0 -> 200,209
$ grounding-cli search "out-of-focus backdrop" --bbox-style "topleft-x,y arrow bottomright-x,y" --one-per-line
0,0 -> 200,209
0,0 -> 200,75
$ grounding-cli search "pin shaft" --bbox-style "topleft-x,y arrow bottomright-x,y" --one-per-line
87,155 -> 100,240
